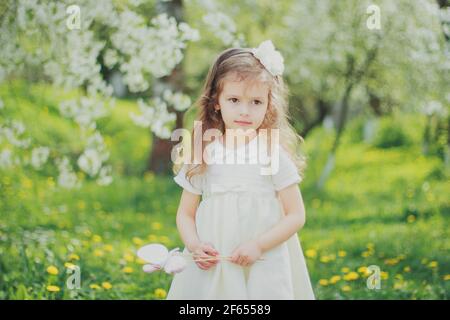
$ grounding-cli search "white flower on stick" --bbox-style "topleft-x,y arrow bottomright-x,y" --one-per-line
137,243 -> 266,274
250,40 -> 285,77
137,243 -> 187,275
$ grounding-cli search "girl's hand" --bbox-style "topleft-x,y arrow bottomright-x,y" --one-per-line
192,241 -> 220,271
230,239 -> 262,267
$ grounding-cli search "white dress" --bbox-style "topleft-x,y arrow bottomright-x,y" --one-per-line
167,135 -> 315,300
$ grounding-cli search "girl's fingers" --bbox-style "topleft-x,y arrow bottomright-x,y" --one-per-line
196,261 -> 211,270
204,248 -> 219,257
238,256 -> 248,266
194,255 -> 215,268
196,259 -> 209,269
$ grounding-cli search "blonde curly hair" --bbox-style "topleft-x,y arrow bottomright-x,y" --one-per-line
173,47 -> 307,184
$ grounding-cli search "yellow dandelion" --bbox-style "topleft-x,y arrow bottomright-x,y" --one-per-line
94,249 -> 104,257
90,284 -> 101,290
148,234 -> 158,242
343,272 -> 359,281
151,222 -> 163,231
329,275 -> 341,284
64,262 -> 76,269
68,253 -> 80,261
154,288 -> 167,299
47,177 -> 55,188
305,249 -> 317,259
124,253 -> 135,263
381,271 -> 389,280
443,275 -> 450,281
76,171 -> 85,180
77,200 -> 86,210
102,282 -> 112,290
132,237 -> 144,246
361,251 -> 372,258
366,242 -> 375,249
384,258 -> 399,266
341,285 -> 351,292
158,235 -> 171,245
46,265 -> 59,275
319,279 -> 329,286
341,267 -> 350,273
320,256 -> 331,263
83,229 -> 92,237
122,266 -> 134,274
21,177 -> 33,189
358,266 -> 368,274
394,281 -> 405,290
338,250 -> 347,257
428,261 -> 438,268
403,266 -> 411,273
92,235 -> 102,243
46,285 -> 60,292
103,244 -> 113,252
407,215 -> 416,223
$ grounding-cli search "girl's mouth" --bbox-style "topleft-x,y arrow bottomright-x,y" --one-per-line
234,120 -> 252,126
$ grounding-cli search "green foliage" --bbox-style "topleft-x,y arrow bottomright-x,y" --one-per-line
372,116 -> 413,149
1,89 -> 448,298
0,82 -> 151,178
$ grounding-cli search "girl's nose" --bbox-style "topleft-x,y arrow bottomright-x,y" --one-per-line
240,103 -> 250,116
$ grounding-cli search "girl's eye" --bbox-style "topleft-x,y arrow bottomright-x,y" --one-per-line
253,100 -> 262,105
229,98 -> 239,103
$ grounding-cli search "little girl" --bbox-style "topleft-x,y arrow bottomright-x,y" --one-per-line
166,40 -> 315,300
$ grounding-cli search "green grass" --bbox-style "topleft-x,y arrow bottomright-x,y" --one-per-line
0,83 -> 449,299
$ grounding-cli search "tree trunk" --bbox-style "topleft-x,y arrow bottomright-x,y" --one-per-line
317,82 -> 353,189
300,99 -> 330,138
148,0 -> 186,175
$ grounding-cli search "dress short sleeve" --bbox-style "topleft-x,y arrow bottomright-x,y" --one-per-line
271,146 -> 302,191
173,164 -> 203,195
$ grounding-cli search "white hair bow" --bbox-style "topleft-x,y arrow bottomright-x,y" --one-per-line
250,40 -> 285,77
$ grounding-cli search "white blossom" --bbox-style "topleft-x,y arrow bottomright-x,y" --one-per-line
31,146 -> 50,169
0,120 -> 31,148
59,96 -> 110,130
112,11 -> 199,92
96,165 -> 113,186
55,157 -> 81,190
202,12 -> 244,47
163,89 -> 191,111
77,149 -> 103,177
77,131 -> 110,177
422,101 -> 448,117
104,49 -> 120,69
0,149 -> 16,169
178,22 -> 201,42
130,98 -> 176,139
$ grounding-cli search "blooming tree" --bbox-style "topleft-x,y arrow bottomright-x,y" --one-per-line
0,0 -> 202,188
277,0 -> 449,186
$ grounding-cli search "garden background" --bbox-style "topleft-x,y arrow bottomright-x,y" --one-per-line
0,0 -> 449,299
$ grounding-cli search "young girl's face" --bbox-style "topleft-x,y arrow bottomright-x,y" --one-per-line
216,76 -> 270,134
